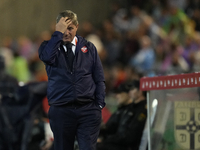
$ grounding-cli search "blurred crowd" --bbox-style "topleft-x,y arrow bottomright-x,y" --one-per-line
1,0 -> 200,149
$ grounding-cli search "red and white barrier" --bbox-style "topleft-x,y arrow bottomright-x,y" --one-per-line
140,72 -> 200,91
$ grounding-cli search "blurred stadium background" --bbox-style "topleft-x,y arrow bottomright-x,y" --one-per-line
1,0 -> 200,149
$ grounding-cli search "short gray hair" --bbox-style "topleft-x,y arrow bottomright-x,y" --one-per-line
56,10 -> 78,26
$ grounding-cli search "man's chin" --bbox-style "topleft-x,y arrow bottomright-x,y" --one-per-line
63,41 -> 71,45
63,38 -> 71,43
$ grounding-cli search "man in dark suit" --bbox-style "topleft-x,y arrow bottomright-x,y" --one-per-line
38,10 -> 106,150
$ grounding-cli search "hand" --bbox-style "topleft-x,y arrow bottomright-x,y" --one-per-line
56,17 -> 72,33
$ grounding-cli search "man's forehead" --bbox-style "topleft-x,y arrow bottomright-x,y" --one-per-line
68,24 -> 77,28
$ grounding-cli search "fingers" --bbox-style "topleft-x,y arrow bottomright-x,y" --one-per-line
64,17 -> 72,25
58,17 -> 71,26
56,17 -> 72,33
59,17 -> 71,24
65,17 -> 70,22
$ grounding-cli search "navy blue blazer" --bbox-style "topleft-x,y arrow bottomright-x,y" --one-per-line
38,31 -> 106,107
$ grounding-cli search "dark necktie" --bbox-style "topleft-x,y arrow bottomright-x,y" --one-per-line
66,43 -> 74,72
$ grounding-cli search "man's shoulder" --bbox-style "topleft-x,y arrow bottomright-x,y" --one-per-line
39,40 -> 49,48
38,40 -> 49,53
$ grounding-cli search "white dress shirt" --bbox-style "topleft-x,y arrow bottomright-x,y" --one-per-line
63,36 -> 78,54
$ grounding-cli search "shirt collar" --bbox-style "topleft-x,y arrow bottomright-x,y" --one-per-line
62,36 -> 78,52
71,36 -> 78,46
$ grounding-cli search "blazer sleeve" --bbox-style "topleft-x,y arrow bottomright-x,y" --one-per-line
38,31 -> 63,64
91,43 -> 106,108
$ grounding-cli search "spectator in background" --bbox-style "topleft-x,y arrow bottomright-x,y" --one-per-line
129,35 -> 155,76
100,19 -> 122,66
0,55 -> 19,150
0,36 -> 31,83
97,80 -> 147,150
111,2 -> 130,34
181,35 -> 199,71
0,55 -> 49,150
9,47 -> 31,83
160,43 -> 189,74
0,55 -> 18,95
17,35 -> 35,60
128,5 -> 144,32
0,46 -> 14,74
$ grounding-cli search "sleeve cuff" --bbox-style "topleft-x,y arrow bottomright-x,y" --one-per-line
52,31 -> 63,39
